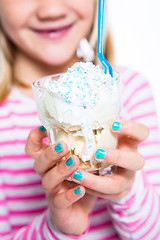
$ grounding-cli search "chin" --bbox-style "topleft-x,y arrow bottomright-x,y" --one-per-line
41,52 -> 76,68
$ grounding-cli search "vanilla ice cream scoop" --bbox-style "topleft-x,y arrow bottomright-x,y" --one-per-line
33,62 -> 121,174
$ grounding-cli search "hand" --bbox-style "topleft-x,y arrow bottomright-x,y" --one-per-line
25,128 -> 96,236
70,120 -> 149,200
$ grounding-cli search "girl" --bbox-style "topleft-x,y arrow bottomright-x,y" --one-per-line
0,0 -> 160,239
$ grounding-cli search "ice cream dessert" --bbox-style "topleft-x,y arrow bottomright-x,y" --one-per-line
33,62 -> 121,174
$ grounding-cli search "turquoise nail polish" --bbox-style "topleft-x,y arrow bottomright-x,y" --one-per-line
55,143 -> 62,153
112,121 -> 121,130
73,170 -> 83,180
39,126 -> 46,132
95,149 -> 106,159
66,156 -> 74,167
74,187 -> 81,195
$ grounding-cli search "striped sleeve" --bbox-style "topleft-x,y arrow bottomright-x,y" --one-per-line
0,207 -> 57,240
0,208 -> 88,240
107,70 -> 160,239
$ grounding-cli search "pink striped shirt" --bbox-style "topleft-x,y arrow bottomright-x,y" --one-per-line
0,67 -> 160,239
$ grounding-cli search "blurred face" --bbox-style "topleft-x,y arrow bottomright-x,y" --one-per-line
0,0 -> 95,67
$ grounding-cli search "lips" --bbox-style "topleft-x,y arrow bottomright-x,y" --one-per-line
31,24 -> 73,40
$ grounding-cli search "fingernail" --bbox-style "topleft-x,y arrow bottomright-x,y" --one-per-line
55,143 -> 63,153
74,187 -> 81,195
39,126 -> 46,132
73,170 -> 83,180
66,156 -> 74,167
95,149 -> 106,159
112,121 -> 121,130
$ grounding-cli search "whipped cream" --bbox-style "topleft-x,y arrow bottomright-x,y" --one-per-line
44,62 -> 120,127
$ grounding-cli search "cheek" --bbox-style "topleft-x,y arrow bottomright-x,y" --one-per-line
1,9 -> 21,35
1,15 -> 23,45
81,7 -> 95,38
71,0 -> 95,23
0,1 -> 34,33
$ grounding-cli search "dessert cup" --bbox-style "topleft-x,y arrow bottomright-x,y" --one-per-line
32,62 -> 121,176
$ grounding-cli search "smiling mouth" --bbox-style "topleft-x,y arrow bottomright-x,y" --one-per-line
31,24 -> 73,39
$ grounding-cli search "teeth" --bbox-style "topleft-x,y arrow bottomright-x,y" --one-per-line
40,25 -> 70,33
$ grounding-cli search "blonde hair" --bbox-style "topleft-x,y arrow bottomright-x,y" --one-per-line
0,26 -> 15,103
0,2 -> 114,103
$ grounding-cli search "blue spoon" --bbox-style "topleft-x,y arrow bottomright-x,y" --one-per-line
97,0 -> 113,77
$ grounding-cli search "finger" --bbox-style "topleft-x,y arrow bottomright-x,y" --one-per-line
71,168 -> 134,195
85,185 -> 131,200
42,156 -> 79,191
34,141 -> 68,176
111,120 -> 149,143
52,186 -> 85,209
94,147 -> 145,171
25,126 -> 48,158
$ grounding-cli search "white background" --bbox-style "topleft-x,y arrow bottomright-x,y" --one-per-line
108,0 -> 160,126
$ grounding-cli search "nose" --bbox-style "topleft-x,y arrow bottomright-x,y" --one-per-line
37,0 -> 68,20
